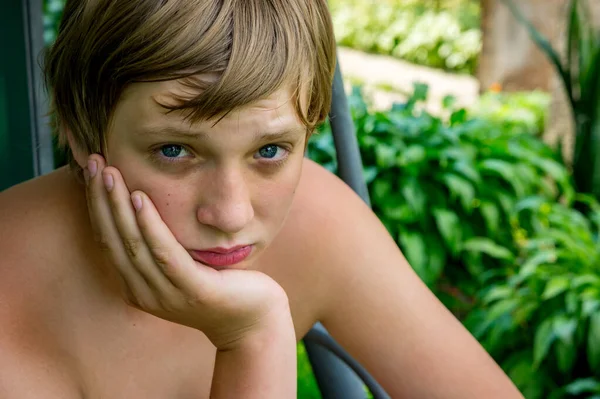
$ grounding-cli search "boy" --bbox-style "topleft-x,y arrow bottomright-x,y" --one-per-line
0,0 -> 523,397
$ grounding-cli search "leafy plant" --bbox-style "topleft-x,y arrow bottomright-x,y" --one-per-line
43,0 -> 64,46
470,91 -> 552,137
464,194 -> 600,398
309,83 -> 568,316
309,82 -> 600,397
502,0 -> 600,199
329,0 -> 481,74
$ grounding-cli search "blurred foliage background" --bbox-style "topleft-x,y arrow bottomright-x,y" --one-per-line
329,0 -> 481,73
39,0 -> 600,398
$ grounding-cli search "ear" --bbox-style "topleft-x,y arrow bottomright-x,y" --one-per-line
66,128 -> 90,168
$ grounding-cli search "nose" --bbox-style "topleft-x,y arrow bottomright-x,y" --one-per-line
196,167 -> 254,234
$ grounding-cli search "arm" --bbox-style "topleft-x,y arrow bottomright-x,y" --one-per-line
300,162 -> 523,398
84,155 -> 298,398
211,303 -> 297,398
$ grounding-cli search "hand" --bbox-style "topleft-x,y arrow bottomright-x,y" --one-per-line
83,154 -> 293,350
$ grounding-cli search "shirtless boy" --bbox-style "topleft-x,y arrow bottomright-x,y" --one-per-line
0,0 -> 524,397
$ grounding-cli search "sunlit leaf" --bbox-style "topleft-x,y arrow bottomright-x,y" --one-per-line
480,201 -> 500,236
432,208 -> 462,256
461,238 -> 515,261
564,378 -> 600,395
542,277 -> 570,300
441,173 -> 475,212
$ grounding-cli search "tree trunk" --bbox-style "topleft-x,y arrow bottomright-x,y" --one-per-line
478,0 -> 600,165
477,0 -> 563,92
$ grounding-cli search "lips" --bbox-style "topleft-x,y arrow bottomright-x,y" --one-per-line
190,245 -> 253,268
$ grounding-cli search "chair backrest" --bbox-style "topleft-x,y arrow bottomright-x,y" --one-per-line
301,57 -> 390,399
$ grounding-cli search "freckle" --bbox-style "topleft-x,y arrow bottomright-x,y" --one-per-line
166,202 -> 170,206
167,193 -> 171,197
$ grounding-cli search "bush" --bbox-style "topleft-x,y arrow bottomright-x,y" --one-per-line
465,195 -> 600,398
308,84 -> 600,397
329,0 -> 481,74
471,91 -> 552,138
309,84 -> 568,311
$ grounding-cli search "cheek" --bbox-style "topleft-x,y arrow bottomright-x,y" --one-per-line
253,163 -> 303,222
118,166 -> 194,229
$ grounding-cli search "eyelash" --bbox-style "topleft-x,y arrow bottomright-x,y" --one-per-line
150,143 -> 292,167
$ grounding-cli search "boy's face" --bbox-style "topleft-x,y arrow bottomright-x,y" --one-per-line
104,79 -> 307,269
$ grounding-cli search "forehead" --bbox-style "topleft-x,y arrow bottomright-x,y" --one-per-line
114,79 -> 304,135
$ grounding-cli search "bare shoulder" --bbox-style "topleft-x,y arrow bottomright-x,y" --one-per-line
0,170 -> 84,397
281,161 -> 523,398
0,168 -> 86,281
283,158 -> 393,269
265,159 -> 383,320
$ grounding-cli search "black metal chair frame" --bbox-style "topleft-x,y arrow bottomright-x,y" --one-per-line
4,0 -> 390,397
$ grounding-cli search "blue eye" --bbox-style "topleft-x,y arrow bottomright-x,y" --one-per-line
160,145 -> 185,158
255,145 -> 288,162
259,145 -> 279,159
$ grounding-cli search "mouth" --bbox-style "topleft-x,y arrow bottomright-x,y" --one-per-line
189,245 -> 254,269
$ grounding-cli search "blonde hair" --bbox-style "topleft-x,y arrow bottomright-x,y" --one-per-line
44,0 -> 337,172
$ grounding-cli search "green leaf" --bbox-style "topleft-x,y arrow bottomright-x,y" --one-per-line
533,318 -> 555,368
397,145 -> 426,167
564,378 -> 600,395
483,285 -> 513,305
398,230 -> 428,283
588,312 -> 600,370
382,203 -> 414,222
425,235 -> 446,286
480,201 -> 500,236
450,109 -> 467,125
375,144 -> 397,168
542,277 -> 570,300
515,196 -> 547,213
441,173 -> 475,211
442,95 -> 457,110
401,177 -> 426,214
553,315 -> 577,342
411,82 -> 429,102
572,274 -> 600,288
461,238 -> 515,261
452,160 -> 481,184
504,351 -> 545,399
362,166 -> 378,184
479,159 -> 524,197
486,298 -> 519,321
555,339 -> 577,374
513,302 -> 538,325
432,208 -> 461,256
372,179 -> 392,202
516,250 -> 557,284
583,299 -> 600,317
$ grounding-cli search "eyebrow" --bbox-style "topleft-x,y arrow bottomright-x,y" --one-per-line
137,125 -> 305,142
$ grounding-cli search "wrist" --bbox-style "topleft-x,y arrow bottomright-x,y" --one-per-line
218,299 -> 295,352
210,302 -> 297,398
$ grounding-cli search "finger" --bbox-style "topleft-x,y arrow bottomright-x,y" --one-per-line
131,190 -> 220,296
85,155 -> 151,302
102,166 -> 178,297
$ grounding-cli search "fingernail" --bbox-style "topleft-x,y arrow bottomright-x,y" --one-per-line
131,194 -> 143,212
88,159 -> 97,178
103,173 -> 114,192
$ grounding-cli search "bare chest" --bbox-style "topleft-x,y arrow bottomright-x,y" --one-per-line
5,259 -> 319,399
